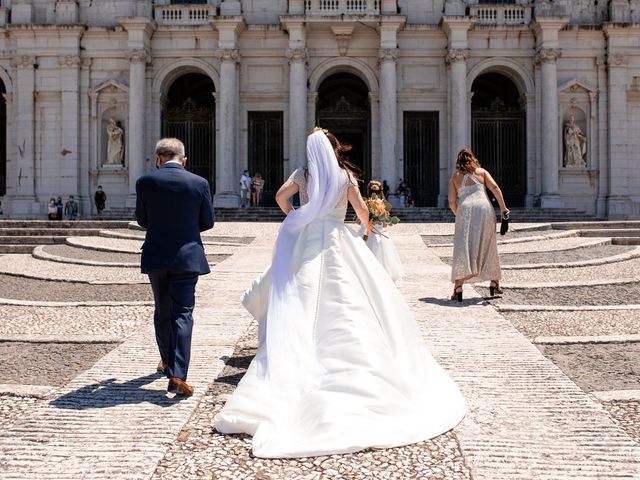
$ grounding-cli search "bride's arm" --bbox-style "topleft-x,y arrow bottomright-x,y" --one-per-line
275,180 -> 300,215
347,184 -> 372,234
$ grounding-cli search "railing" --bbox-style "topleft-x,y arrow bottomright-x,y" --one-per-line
470,4 -> 532,25
305,0 -> 380,16
154,4 -> 217,26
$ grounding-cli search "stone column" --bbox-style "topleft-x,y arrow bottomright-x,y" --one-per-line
215,48 -> 240,207
379,48 -> 398,188
286,48 -> 308,172
58,55 -> 81,198
605,51 -> 630,218
12,55 -> 37,215
446,48 -> 468,165
126,48 -> 149,199
536,48 -> 562,207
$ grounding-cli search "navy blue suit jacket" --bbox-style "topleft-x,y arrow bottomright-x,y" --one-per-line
135,163 -> 214,275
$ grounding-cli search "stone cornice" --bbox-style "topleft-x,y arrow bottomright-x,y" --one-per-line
534,48 -> 561,65
11,55 -> 36,68
286,48 -> 308,65
216,48 -> 241,63
445,48 -> 468,65
58,55 -> 81,68
117,17 -> 157,37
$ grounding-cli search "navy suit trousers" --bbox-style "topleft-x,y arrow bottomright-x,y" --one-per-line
148,270 -> 199,381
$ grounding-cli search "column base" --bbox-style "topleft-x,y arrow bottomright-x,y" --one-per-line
125,194 -> 138,209
606,196 -> 632,220
540,194 -> 564,209
215,192 -> 240,208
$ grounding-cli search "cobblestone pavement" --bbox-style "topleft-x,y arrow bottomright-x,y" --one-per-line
602,401 -> 640,443
1,341 -> 119,386
431,236 -> 607,257
0,305 -> 153,337
537,343 -> 640,392
502,310 -> 640,339
153,327 -> 473,480
483,282 -> 640,306
0,273 -> 153,302
0,396 -> 42,430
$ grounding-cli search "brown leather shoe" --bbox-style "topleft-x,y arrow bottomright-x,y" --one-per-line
167,377 -> 194,397
157,361 -> 168,374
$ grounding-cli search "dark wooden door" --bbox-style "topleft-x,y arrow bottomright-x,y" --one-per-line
248,111 -> 283,207
472,104 -> 525,207
403,111 -> 439,206
162,99 -> 215,193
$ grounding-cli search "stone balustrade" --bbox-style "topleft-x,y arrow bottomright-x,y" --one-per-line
305,0 -> 380,16
470,4 -> 532,25
154,4 -> 217,26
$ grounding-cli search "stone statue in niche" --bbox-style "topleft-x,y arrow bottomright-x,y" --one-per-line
563,114 -> 587,168
105,118 -> 125,166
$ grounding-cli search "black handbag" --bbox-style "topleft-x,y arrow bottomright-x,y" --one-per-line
500,212 -> 509,236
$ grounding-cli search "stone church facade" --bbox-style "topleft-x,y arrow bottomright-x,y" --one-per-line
0,0 -> 638,217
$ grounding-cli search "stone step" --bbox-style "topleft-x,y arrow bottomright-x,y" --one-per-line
578,229 -> 640,237
0,220 -> 131,229
0,236 -> 67,245
0,244 -> 38,254
0,228 -> 103,237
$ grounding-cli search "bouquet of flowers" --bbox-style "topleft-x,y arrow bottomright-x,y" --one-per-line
363,193 -> 400,241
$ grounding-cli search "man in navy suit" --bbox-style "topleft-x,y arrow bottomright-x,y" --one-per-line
136,138 -> 214,396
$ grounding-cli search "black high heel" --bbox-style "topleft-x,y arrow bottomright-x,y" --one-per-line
490,281 -> 503,296
451,286 -> 463,302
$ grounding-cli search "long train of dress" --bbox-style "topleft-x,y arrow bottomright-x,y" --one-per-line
214,204 -> 466,458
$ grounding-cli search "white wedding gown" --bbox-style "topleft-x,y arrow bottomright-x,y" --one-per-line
360,223 -> 405,282
214,136 -> 465,458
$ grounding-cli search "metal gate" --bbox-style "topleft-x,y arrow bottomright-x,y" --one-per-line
472,102 -> 525,207
161,98 -> 215,193
248,111 -> 283,207
403,111 -> 439,206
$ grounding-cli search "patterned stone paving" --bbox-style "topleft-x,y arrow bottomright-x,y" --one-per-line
0,222 -> 639,480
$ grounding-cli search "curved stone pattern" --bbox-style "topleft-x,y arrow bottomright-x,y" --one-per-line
66,237 -> 239,256
432,236 -> 610,257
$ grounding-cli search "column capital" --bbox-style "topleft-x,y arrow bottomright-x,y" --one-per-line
58,55 -> 81,68
286,48 -> 308,65
378,48 -> 398,64
12,55 -> 37,68
534,48 -> 561,65
445,48 -> 468,65
127,48 -> 151,64
606,53 -> 629,67
216,49 -> 241,64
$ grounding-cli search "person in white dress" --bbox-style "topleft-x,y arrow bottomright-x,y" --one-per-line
213,129 -> 466,458
361,180 -> 404,282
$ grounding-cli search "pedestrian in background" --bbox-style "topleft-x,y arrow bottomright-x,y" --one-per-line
47,198 -> 57,220
252,172 -> 265,207
95,186 -> 106,215
55,196 -> 63,220
382,180 -> 390,199
240,170 -> 251,208
65,195 -> 79,220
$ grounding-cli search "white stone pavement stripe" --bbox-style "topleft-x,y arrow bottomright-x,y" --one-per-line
502,246 -> 640,270
393,235 -> 640,479
0,243 -> 272,480
428,229 -> 578,247
0,384 -> 55,399
0,298 -> 155,307
496,304 -> 640,312
534,334 -> 640,345
502,277 -> 640,289
0,334 -> 124,343
592,390 -> 640,402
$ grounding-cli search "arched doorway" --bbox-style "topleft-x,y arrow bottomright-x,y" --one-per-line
316,73 -> 371,181
471,72 -> 526,207
0,80 -> 5,197
161,72 -> 215,192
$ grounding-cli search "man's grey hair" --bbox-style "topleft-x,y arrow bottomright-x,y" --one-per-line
155,138 -> 185,158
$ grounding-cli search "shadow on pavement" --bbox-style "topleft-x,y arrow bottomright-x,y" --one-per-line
50,373 -> 186,409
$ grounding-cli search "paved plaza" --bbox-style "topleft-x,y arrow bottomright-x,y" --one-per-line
0,221 -> 639,479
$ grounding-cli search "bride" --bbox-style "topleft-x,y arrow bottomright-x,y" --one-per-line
213,129 -> 466,458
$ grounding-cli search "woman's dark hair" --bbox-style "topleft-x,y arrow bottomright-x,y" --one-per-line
456,148 -> 481,174
367,180 -> 384,199
324,131 -> 362,180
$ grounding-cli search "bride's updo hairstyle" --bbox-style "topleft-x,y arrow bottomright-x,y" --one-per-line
456,148 -> 481,174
